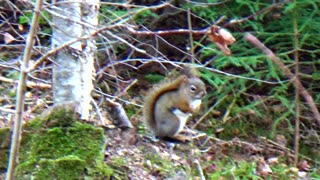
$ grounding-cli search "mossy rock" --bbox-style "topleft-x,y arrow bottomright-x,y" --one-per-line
15,108 -> 113,179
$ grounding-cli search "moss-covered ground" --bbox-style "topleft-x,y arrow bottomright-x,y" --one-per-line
14,108 -> 112,179
0,127 -> 10,170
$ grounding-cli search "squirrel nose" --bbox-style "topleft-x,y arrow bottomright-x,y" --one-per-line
195,91 -> 206,99
200,90 -> 207,98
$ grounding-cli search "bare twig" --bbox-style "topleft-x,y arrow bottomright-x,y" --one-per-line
292,2 -> 300,166
187,8 -> 195,63
127,26 -> 208,36
90,97 -> 105,125
0,76 -> 51,89
94,89 -> 143,108
185,0 -> 231,6
194,159 -> 206,180
103,59 -> 289,85
0,107 -> 16,114
245,33 -> 320,128
6,1 -> 43,179
222,97 -> 236,124
113,79 -> 138,101
193,95 -> 228,129
28,24 -> 147,72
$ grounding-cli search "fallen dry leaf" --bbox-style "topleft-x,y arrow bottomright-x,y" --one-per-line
4,32 -> 15,44
208,25 -> 236,56
256,157 -> 273,176
297,160 -> 311,171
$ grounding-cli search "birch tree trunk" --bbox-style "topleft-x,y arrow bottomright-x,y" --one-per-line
51,1 -> 99,120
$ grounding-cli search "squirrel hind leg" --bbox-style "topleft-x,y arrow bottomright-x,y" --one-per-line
159,134 -> 191,143
155,118 -> 180,137
155,117 -> 191,142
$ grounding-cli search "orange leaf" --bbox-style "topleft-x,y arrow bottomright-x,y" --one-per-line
208,26 -> 236,56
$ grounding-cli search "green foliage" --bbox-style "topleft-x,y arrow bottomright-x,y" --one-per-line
271,161 -> 320,179
190,5 -> 217,22
19,11 -> 51,25
19,12 -> 32,25
192,0 -> 320,159
133,9 -> 159,24
144,74 -> 165,83
6,70 -> 20,80
106,157 -> 128,178
207,159 -> 262,179
99,6 -> 129,23
99,6 -> 158,25
19,10 -> 52,38
15,108 -> 111,179
0,128 -> 10,169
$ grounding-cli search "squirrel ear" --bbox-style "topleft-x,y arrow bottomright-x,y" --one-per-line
179,65 -> 198,78
181,75 -> 188,82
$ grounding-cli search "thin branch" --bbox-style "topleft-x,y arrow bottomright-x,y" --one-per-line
29,20 -> 216,73
193,95 -> 228,129
224,0 -> 290,27
245,33 -> 320,128
0,107 -> 16,114
102,59 -> 289,85
6,0 -> 43,179
0,76 -> 51,89
187,8 -> 195,63
28,24 -> 144,72
186,0 -> 231,6
293,2 -> 300,166
90,97 -> 105,125
194,159 -> 206,180
93,89 -> 143,108
222,97 -> 237,124
127,26 -> 208,36
112,79 -> 138,101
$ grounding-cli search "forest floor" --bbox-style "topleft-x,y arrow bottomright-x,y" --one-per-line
102,123 -> 315,179
0,104 -> 319,179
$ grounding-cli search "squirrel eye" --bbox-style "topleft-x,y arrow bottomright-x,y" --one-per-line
190,85 -> 197,92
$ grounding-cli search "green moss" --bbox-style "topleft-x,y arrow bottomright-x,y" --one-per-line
144,151 -> 180,177
0,127 -> 10,142
0,127 -> 10,169
35,156 -> 85,179
15,108 -> 112,179
107,157 -> 129,178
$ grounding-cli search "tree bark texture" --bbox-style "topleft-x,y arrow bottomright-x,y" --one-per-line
51,1 -> 99,119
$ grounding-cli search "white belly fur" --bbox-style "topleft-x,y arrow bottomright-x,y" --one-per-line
172,109 -> 192,135
190,99 -> 202,111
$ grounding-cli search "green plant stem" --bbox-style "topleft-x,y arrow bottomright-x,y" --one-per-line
6,1 -> 43,179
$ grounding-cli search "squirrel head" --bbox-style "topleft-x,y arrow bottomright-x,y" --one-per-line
180,77 -> 206,112
184,77 -> 206,99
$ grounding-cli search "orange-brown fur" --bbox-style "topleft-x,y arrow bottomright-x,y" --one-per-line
143,71 -> 206,141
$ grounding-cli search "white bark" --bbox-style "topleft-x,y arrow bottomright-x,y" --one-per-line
51,1 -> 99,119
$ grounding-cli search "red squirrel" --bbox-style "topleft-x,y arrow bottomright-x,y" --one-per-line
143,68 -> 206,141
